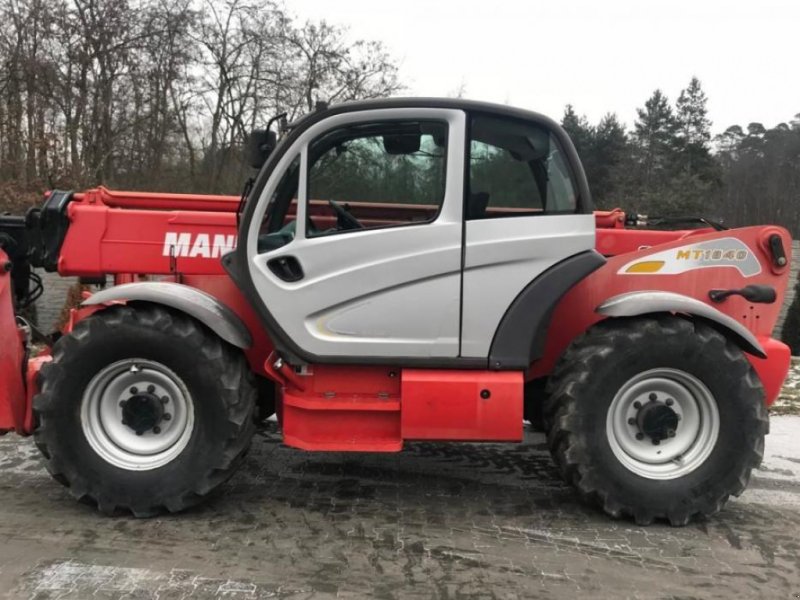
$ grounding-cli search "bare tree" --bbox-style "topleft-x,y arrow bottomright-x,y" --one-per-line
0,0 -> 404,202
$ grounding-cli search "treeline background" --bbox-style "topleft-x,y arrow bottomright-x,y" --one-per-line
0,0 -> 401,209
0,0 -> 798,241
560,80 -> 800,238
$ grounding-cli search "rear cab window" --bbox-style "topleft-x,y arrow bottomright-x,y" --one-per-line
468,114 -> 578,219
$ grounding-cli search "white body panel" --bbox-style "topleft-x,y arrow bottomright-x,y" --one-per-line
247,108 -> 466,358
460,214 -> 596,357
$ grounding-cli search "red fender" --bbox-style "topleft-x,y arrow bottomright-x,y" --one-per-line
535,226 -> 793,405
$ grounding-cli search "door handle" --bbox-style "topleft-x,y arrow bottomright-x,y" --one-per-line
267,255 -> 304,282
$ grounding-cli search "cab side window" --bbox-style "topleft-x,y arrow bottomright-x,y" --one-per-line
467,115 -> 577,219
306,120 -> 448,237
257,155 -> 300,253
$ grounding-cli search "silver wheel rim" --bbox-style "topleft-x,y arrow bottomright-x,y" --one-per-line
606,368 -> 719,480
81,358 -> 194,471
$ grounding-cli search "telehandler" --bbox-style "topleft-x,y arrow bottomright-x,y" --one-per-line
0,98 -> 792,525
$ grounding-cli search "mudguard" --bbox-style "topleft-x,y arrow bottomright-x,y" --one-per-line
489,251 -> 606,369
82,282 -> 252,349
596,290 -> 766,358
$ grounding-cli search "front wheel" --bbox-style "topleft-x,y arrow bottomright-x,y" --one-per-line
545,315 -> 768,526
33,304 -> 256,516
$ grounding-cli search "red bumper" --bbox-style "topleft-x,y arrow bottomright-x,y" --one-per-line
750,337 -> 792,406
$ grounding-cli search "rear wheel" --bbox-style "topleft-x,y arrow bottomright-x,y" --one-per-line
545,315 -> 768,525
34,304 -> 256,516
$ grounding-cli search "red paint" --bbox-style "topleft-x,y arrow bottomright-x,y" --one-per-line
74,186 -> 241,213
0,250 -> 27,434
282,395 -> 402,452
24,353 -> 51,433
281,365 -> 402,452
280,367 -> 523,451
401,369 -> 523,442
751,337 -> 792,406
532,226 -> 793,386
59,200 -> 236,277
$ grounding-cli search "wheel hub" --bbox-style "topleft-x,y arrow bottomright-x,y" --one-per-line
81,358 -> 194,471
606,368 -> 720,480
635,398 -> 679,444
121,390 -> 165,436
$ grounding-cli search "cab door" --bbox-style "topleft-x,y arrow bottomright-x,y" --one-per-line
244,108 -> 466,361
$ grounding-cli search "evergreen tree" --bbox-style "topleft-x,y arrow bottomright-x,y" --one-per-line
633,89 -> 676,184
674,77 -> 713,178
561,106 -> 631,208
591,113 -> 629,208
631,89 -> 677,213
561,105 -> 594,157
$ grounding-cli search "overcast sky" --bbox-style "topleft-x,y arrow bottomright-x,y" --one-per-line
287,0 -> 799,134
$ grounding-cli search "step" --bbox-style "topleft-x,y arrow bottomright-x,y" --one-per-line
282,392 -> 402,452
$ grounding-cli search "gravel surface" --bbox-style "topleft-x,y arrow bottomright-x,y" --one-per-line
1,409 -> 800,599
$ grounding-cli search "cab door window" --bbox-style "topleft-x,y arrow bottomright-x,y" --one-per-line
306,120 -> 448,236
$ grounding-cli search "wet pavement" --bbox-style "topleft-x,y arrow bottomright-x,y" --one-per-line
0,416 -> 799,599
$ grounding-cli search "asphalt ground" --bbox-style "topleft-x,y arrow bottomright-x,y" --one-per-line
0,409 -> 799,599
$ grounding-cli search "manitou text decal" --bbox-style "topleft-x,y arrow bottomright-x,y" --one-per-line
162,232 -> 237,259
619,237 -> 761,277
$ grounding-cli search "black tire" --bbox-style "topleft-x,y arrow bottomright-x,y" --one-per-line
33,303 -> 256,517
544,315 -> 768,526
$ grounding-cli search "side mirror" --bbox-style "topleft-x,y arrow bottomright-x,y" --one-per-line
246,129 -> 277,169
383,133 -> 421,155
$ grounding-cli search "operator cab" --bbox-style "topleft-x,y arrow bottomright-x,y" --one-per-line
228,98 -> 598,367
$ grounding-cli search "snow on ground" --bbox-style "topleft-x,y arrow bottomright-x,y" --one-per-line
772,356 -> 800,415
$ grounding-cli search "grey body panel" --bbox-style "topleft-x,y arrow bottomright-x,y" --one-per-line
246,108 -> 466,359
83,282 -> 252,349
461,214 -> 596,357
489,250 -> 606,369
596,291 -> 766,358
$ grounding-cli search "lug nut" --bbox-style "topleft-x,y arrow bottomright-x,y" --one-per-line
161,396 -> 169,404
636,433 -> 644,440
668,430 -> 676,438
163,413 -> 171,421
652,439 -> 660,446
119,400 -> 127,408
147,385 -> 155,393
665,398 -> 674,406
628,417 -> 636,425
633,401 -> 642,409
135,430 -> 143,436
153,426 -> 161,434
130,387 -> 138,394
648,393 -> 657,402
